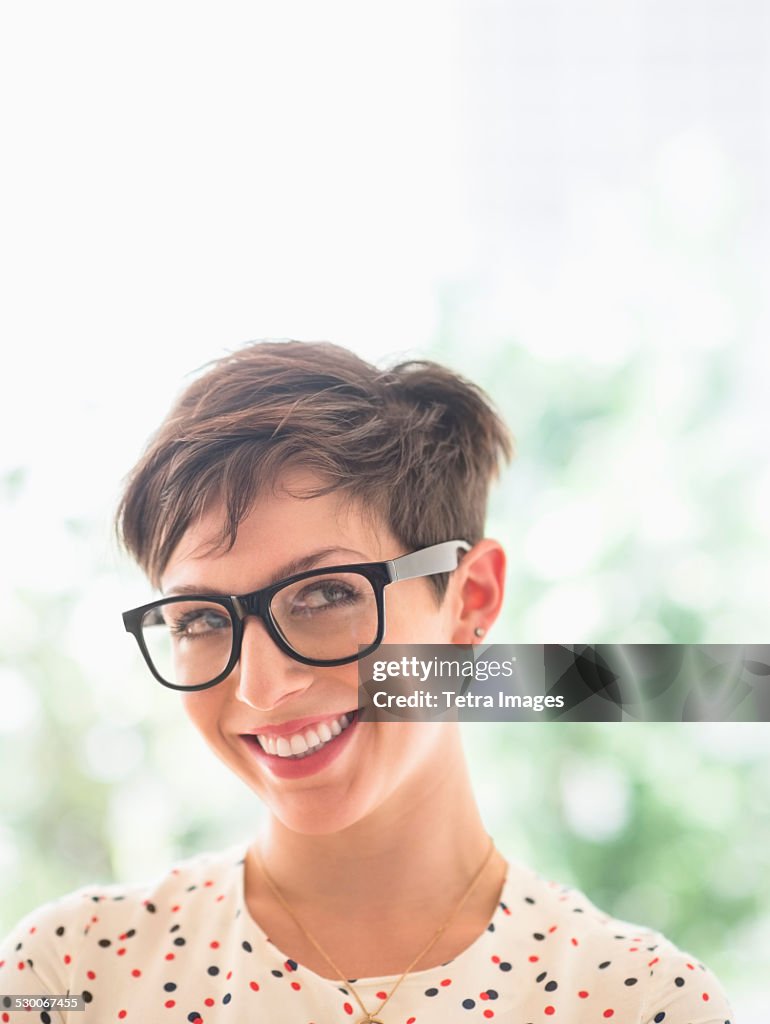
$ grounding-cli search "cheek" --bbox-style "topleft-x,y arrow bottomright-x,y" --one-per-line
383,583 -> 448,641
180,689 -> 223,737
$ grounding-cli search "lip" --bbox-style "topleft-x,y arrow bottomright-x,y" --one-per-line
240,709 -> 358,740
240,709 -> 361,779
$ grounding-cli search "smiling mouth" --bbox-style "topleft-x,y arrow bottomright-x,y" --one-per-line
248,709 -> 360,760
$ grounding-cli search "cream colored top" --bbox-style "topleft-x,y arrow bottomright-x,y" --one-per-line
0,841 -> 733,1023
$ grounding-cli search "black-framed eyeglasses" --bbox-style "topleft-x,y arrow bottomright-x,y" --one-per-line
122,540 -> 471,691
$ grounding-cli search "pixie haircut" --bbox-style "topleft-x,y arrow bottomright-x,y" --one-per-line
116,340 -> 514,599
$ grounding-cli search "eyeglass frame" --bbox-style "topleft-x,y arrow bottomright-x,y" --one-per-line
122,539 -> 472,691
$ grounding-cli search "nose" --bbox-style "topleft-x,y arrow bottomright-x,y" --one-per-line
233,616 -> 314,712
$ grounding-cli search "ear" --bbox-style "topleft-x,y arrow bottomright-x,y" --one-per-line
447,539 -> 506,645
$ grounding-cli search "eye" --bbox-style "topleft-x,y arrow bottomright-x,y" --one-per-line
288,579 -> 361,615
167,607 -> 232,638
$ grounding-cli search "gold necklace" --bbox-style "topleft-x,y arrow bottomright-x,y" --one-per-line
253,835 -> 497,1024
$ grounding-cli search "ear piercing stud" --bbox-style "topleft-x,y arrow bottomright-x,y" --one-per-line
474,626 -> 486,638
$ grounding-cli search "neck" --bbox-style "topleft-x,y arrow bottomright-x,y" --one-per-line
246,730 -> 503,921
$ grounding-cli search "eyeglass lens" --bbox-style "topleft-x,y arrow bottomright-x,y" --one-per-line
140,572 -> 379,686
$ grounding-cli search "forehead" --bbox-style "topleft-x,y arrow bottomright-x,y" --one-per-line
160,469 -> 391,594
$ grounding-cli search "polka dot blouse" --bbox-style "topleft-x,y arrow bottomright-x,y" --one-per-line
0,842 -> 733,1023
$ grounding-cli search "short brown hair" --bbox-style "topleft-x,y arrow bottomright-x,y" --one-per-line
116,340 -> 514,598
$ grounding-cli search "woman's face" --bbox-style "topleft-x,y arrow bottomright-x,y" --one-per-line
160,470 -> 469,835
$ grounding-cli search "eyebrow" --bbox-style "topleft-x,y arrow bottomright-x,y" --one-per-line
164,547 -> 372,597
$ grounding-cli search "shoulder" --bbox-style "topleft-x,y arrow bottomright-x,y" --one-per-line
499,856 -> 734,1023
0,842 -> 248,994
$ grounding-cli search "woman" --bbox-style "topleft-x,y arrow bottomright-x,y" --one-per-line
0,341 -> 733,1023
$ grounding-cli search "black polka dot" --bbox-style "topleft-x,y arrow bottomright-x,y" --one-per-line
207,965 -> 219,976
533,932 -> 545,940
675,977 -> 685,987
41,1012 -> 51,1024
487,990 -> 499,999
487,923 -> 495,932
98,939 -> 111,947
82,991 -> 93,1003
499,962 -> 512,972
624,977 -> 638,986
462,998 -> 475,1009
223,993 -> 231,1004
654,1013 -> 666,1022
524,896 -> 535,904
536,972 -> 547,983
425,987 -> 439,997
286,959 -> 298,971
187,1013 -> 201,1022
271,969 -> 283,978
174,937 -> 186,946
164,983 -> 177,992
125,929 -> 136,938
55,926 -> 65,936
2,998 -> 10,1009
170,924 -> 181,933
242,940 -> 253,952
146,902 -> 156,913
545,981 -> 558,992
599,961 -> 611,969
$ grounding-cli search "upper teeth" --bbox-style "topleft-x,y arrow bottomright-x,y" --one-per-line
257,712 -> 353,758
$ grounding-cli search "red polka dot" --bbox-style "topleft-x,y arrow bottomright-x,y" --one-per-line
164,1000 -> 175,1008
17,962 -> 24,970
529,955 -> 539,962
131,969 -> 141,978
2,1012 -> 9,1022
205,998 -> 215,1007
118,1012 -> 127,1019
29,927 -> 36,934
440,978 -> 452,986
484,1012 -> 494,1019
249,981 -> 260,991
216,894 -> 225,902
171,905 -> 180,913
603,1011 -> 614,1018
571,937 -> 579,946
702,993 -> 710,1001
376,991 -> 387,1000
63,954 -> 71,964
204,879 -> 214,886
117,948 -> 126,956
291,981 -> 301,991
210,941 -> 219,949
548,925 -> 558,933
492,955 -> 500,963
480,991 -> 489,999
578,991 -> 589,999
407,1019 -> 416,1024
87,971 -> 96,979
686,963 -> 695,970
545,1007 -> 555,1016
165,953 -> 175,960
226,971 -> 232,980
648,957 -> 659,966
343,1003 -> 353,1015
